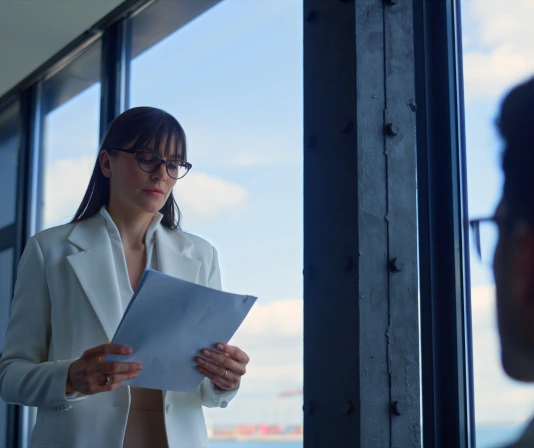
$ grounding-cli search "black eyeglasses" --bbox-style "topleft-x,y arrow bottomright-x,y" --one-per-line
469,217 -> 497,264
469,216 -> 512,265
108,148 -> 192,179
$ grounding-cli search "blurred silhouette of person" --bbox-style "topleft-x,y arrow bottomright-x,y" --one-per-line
472,76 -> 534,447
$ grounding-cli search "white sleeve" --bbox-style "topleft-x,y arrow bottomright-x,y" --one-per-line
0,236 -> 87,409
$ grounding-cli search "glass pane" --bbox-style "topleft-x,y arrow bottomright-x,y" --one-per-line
130,0 -> 303,444
0,101 -> 20,229
0,248 -> 14,447
462,2 -> 534,446
40,41 -> 101,230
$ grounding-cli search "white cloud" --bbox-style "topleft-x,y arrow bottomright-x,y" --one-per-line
238,299 -> 302,338
174,172 -> 248,226
467,0 -> 534,49
43,156 -> 95,228
463,45 -> 534,105
229,299 -> 303,385
463,0 -> 534,104
205,299 -> 303,425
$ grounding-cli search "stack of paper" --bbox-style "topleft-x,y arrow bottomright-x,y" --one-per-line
104,268 -> 256,392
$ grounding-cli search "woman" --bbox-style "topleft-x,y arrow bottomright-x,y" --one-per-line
0,107 -> 250,448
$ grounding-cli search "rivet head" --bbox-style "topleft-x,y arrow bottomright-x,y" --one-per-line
388,258 -> 404,272
390,400 -> 402,416
385,122 -> 400,137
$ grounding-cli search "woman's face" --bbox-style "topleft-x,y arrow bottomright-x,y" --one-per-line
100,137 -> 179,215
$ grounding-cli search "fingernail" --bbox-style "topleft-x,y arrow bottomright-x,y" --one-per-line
198,358 -> 204,364
217,344 -> 224,351
203,350 -> 210,356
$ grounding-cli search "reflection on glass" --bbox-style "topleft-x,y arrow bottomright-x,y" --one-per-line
462,1 -> 534,446
0,248 -> 14,446
130,0 -> 303,444
0,102 -> 20,229
40,42 -> 101,230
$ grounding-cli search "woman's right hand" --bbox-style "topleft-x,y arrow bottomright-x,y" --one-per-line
67,344 -> 143,395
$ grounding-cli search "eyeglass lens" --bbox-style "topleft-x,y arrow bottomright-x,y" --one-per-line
137,151 -> 189,179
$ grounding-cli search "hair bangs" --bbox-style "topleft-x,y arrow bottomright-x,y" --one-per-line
129,114 -> 187,162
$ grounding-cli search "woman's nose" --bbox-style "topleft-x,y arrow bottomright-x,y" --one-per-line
151,162 -> 168,180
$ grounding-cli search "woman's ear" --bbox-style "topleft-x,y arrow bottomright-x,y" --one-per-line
99,150 -> 111,177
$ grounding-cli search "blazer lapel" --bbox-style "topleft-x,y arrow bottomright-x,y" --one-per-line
155,227 -> 201,283
66,214 -> 123,342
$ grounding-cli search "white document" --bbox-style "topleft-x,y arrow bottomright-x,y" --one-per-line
104,268 -> 257,393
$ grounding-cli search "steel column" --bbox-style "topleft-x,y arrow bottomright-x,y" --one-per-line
100,19 -> 131,139
304,0 -> 420,446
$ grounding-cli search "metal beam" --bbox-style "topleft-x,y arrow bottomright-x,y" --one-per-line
384,0 -> 420,445
304,0 -> 419,445
100,19 -> 130,138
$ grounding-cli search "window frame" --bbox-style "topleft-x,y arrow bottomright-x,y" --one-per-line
414,0 -> 475,446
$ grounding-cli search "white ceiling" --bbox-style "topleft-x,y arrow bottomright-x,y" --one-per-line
0,0 -> 124,98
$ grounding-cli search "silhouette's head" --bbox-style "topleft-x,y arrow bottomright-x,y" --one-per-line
493,76 -> 534,381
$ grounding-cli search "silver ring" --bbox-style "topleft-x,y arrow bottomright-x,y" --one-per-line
223,370 -> 227,379
105,375 -> 111,386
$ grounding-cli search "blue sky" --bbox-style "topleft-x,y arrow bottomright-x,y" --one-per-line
38,0 -> 534,435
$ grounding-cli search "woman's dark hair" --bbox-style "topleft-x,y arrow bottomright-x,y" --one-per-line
498,76 -> 534,224
71,106 -> 187,230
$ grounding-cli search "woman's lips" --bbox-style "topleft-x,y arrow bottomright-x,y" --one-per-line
144,189 -> 164,197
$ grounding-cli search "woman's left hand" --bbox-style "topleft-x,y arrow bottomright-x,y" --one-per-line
195,343 -> 249,392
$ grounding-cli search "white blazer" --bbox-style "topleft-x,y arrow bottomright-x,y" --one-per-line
0,212 -> 238,448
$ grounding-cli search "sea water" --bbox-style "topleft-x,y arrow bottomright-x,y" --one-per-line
210,424 -> 524,447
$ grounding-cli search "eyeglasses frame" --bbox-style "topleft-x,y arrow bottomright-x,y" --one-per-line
106,147 -> 192,179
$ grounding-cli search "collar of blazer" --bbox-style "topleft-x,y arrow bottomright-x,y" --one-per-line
66,212 -> 202,342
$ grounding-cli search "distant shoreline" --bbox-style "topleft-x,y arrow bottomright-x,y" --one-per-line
210,435 -> 303,442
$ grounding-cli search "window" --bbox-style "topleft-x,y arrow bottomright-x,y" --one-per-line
39,41 -> 102,231
0,101 -> 19,229
0,99 -> 20,448
129,0 -> 303,443
462,1 -> 534,445
0,247 -> 14,447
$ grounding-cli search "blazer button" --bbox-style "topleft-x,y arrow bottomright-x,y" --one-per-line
220,401 -> 228,409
